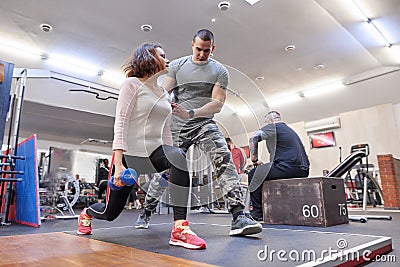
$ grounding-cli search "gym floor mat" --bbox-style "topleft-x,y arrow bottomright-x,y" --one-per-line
65,213 -> 392,266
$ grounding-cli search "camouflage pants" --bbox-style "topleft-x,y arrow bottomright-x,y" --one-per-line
143,121 -> 245,213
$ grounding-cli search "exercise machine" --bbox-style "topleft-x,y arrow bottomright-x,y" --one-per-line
349,163 -> 383,207
349,144 -> 383,208
325,144 -> 391,222
39,170 -> 80,220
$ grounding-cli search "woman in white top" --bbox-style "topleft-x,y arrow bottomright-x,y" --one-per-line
77,43 -> 206,250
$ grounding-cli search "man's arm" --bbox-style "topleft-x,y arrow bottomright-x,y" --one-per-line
249,130 -> 263,163
249,125 -> 276,164
192,84 -> 225,118
171,84 -> 226,119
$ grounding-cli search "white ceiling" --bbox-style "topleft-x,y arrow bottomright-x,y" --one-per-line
1,0 -> 400,152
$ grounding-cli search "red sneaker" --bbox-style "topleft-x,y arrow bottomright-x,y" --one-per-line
77,208 -> 92,235
169,220 -> 206,249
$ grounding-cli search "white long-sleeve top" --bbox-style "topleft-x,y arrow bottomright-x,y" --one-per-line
112,77 -> 173,157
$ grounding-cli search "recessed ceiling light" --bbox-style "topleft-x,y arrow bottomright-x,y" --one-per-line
284,45 -> 296,52
140,24 -> 152,32
314,64 -> 325,70
256,76 -> 264,81
41,53 -> 49,60
40,23 -> 53,33
218,1 -> 231,11
211,18 -> 216,23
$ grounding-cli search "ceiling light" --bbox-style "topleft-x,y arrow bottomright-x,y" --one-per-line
101,71 -> 125,85
349,0 -> 392,47
347,0 -> 369,22
284,45 -> 295,52
303,81 -> 345,97
218,1 -> 231,11
343,66 -> 400,85
0,38 -> 42,60
41,53 -> 49,60
140,24 -> 152,32
255,76 -> 264,81
314,64 -> 325,70
268,94 -> 301,107
364,20 -> 392,47
46,54 -> 100,76
2,39 -> 123,88
40,23 -> 53,33
51,72 -> 119,95
211,18 -> 216,23
245,0 -> 260,5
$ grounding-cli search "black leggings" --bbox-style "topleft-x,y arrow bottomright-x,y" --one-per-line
97,180 -> 108,200
86,145 -> 190,221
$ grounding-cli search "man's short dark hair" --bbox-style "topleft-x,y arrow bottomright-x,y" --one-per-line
193,29 -> 214,44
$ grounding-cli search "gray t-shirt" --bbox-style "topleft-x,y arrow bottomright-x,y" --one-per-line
167,55 -> 229,131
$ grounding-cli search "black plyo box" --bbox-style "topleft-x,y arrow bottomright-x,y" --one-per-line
262,177 -> 349,227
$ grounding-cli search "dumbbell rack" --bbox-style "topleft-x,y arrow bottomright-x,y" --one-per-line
0,68 -> 27,225
0,155 -> 25,224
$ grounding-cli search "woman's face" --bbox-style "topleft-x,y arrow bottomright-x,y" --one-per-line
155,47 -> 169,68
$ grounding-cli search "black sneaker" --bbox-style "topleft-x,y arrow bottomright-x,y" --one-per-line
249,211 -> 263,222
135,212 -> 151,229
229,214 -> 262,236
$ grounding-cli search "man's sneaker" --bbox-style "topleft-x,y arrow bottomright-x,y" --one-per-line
135,212 -> 151,229
77,208 -> 92,235
249,211 -> 263,222
169,220 -> 206,250
229,214 -> 262,236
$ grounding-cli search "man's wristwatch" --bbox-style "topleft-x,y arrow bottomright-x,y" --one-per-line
188,109 -> 195,119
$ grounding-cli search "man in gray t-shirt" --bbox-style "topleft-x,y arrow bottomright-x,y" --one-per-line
136,29 -> 262,237
167,55 -> 228,131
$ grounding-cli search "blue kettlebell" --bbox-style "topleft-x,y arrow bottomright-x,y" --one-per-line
108,168 -> 138,191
